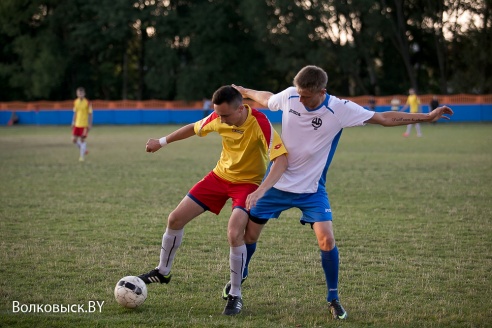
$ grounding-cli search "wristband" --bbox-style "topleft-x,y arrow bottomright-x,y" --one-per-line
159,137 -> 168,146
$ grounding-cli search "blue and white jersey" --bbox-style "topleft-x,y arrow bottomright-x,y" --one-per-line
268,87 -> 375,193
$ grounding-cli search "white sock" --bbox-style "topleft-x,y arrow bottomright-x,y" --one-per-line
157,228 -> 184,276
76,140 -> 82,149
80,141 -> 87,157
406,124 -> 412,134
415,123 -> 422,136
229,245 -> 246,297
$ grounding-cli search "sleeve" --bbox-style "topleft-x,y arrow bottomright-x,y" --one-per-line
267,87 -> 296,112
268,129 -> 288,161
333,98 -> 375,128
251,108 -> 288,160
88,100 -> 93,113
194,112 -> 219,137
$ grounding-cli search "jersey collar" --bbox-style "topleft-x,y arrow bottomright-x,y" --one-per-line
304,93 -> 331,112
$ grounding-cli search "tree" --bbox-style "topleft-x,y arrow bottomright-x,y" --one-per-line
0,0 -> 68,100
0,0 -> 490,100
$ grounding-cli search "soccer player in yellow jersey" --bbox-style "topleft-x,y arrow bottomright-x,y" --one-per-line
400,88 -> 422,137
71,87 -> 93,161
138,85 -> 288,315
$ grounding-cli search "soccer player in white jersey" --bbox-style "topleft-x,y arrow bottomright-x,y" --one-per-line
224,65 -> 453,320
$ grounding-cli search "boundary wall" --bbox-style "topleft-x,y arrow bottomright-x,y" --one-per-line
1,95 -> 491,125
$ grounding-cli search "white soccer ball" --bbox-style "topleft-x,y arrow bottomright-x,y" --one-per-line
114,276 -> 148,309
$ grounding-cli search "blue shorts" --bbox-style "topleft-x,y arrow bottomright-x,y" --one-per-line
250,187 -> 333,225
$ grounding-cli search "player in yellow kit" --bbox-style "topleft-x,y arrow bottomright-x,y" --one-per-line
400,88 -> 422,137
138,85 -> 288,315
71,87 -> 93,161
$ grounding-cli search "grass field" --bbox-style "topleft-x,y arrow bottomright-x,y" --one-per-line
0,123 -> 491,328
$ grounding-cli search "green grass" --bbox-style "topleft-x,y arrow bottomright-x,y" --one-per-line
0,123 -> 491,328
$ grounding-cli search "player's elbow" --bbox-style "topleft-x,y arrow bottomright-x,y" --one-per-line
380,119 -> 394,127
368,113 -> 393,127
380,112 -> 405,127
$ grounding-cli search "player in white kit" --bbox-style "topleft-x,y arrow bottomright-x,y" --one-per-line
222,65 -> 453,320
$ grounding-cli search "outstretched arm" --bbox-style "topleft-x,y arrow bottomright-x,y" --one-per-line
232,84 -> 273,108
246,154 -> 288,210
366,106 -> 453,127
146,123 -> 196,153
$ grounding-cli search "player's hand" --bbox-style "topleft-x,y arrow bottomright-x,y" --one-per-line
146,138 -> 162,153
232,84 -> 247,97
429,106 -> 453,122
246,188 -> 267,210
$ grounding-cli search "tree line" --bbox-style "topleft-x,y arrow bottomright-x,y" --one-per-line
0,0 -> 490,101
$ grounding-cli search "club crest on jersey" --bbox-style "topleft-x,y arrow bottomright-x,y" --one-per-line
312,117 -> 322,130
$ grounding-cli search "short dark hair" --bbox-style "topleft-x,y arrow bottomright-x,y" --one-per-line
212,85 -> 242,108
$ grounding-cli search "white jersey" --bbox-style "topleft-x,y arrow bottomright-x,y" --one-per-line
268,87 -> 375,193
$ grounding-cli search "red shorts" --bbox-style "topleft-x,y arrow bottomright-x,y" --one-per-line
188,171 -> 258,215
72,127 -> 89,138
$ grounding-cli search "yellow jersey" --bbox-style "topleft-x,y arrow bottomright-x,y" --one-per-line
406,94 -> 420,113
73,98 -> 92,127
194,105 -> 287,185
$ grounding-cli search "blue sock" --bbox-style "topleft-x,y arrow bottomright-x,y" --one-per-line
243,243 -> 257,279
320,246 -> 339,302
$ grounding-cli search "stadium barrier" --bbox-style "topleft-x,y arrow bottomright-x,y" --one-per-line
1,95 -> 491,125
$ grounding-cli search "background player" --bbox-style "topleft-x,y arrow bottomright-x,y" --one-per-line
400,88 -> 422,137
138,85 -> 288,315
71,87 -> 93,161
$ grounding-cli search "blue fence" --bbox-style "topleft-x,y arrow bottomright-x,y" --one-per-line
1,104 -> 490,125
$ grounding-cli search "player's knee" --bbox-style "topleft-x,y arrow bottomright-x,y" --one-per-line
227,226 -> 243,246
244,230 -> 259,244
318,235 -> 335,251
244,235 -> 257,244
167,212 -> 185,230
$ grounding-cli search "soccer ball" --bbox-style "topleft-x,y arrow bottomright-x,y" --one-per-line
114,276 -> 147,308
